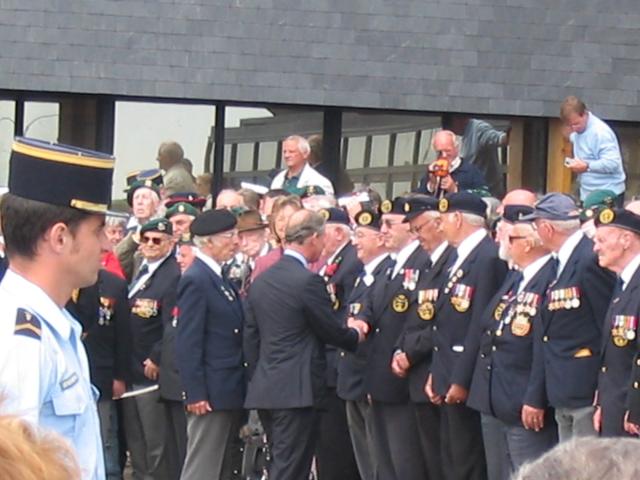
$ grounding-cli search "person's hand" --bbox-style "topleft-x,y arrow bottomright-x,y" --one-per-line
186,400 -> 213,416
143,358 -> 159,381
624,411 -> 640,436
567,158 -> 588,173
445,383 -> 468,405
112,379 -> 126,400
425,374 -> 443,405
348,318 -> 370,342
391,352 -> 410,378
593,405 -> 602,433
440,175 -> 459,193
521,404 -> 545,432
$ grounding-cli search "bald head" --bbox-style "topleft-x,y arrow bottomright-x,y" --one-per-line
626,200 -> 640,215
498,189 -> 537,215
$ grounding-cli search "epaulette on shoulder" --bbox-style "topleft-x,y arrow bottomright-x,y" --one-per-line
14,308 -> 42,340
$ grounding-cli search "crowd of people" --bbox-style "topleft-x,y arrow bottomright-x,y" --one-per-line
0,94 -> 638,480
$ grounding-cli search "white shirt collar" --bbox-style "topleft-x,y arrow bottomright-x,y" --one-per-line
518,254 -> 552,293
283,249 -> 308,268
430,241 -> 448,265
365,253 -> 389,275
556,230 -> 583,278
0,269 -> 75,339
620,253 -> 640,291
195,249 -> 223,277
128,252 -> 172,297
392,239 -> 420,278
449,229 -> 487,276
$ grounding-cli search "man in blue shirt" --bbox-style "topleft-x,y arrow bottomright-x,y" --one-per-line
560,96 -> 626,204
0,137 -> 116,480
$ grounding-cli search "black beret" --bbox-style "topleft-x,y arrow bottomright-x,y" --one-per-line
190,209 -> 237,236
403,196 -> 439,222
595,208 -> 640,235
165,191 -> 207,210
502,205 -> 535,223
438,191 -> 487,219
9,137 -> 114,214
354,209 -> 382,230
140,218 -> 173,236
319,207 -> 350,226
379,197 -> 407,215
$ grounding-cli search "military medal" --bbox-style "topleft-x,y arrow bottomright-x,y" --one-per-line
221,285 -> 235,301
614,336 -> 628,347
171,306 -> 179,328
98,297 -> 114,326
133,298 -> 158,318
403,269 -> 419,291
511,315 -> 531,336
451,284 -> 473,313
392,293 -> 409,313
494,302 -> 506,321
349,303 -> 362,315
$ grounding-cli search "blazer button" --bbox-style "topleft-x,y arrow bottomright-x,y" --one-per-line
491,346 -> 497,352
634,381 -> 639,389
375,328 -> 380,333
340,352 -> 345,357
543,335 -> 549,342
480,353 -> 486,359
601,366 -> 607,373
233,328 -> 239,334
432,326 -> 437,331
243,362 -> 249,368
637,358 -> 640,366
434,346 -> 439,352
486,365 -> 491,371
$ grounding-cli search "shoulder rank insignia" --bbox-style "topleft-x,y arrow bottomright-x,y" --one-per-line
14,308 -> 42,340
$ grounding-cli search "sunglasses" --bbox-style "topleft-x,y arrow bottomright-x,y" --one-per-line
141,236 -> 164,246
508,235 -> 527,243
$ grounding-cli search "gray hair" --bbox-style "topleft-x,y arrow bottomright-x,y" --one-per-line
284,210 -> 325,245
105,215 -> 127,227
461,212 -> 486,228
284,135 -> 311,156
513,437 -> 640,480
514,222 -> 544,248
158,141 -> 184,162
192,235 -> 210,249
546,218 -> 580,234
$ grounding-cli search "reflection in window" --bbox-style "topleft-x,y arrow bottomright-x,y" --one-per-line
0,101 -> 16,186
23,102 -> 59,142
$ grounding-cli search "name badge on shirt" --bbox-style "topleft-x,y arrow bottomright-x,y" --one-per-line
60,372 -> 79,391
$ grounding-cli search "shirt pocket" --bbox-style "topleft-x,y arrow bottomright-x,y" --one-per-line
51,383 -> 88,438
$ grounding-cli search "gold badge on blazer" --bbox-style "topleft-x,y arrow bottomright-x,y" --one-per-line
392,294 -> 409,313
511,315 -> 532,336
417,302 -> 435,321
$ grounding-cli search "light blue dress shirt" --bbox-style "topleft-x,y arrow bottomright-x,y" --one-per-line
0,270 -> 105,480
570,112 -> 626,200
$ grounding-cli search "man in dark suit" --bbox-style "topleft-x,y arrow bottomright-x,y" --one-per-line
315,207 -> 363,480
176,209 -> 247,479
468,220 -> 558,478
67,268 -> 131,480
244,209 -> 368,480
391,195 -> 456,480
427,191 -> 508,480
358,197 -> 431,480
522,193 -> 615,441
123,218 -> 181,480
592,207 -> 640,437
338,209 -> 392,480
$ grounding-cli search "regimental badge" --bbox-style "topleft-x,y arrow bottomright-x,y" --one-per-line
417,289 -> 438,320
402,269 -> 420,291
358,211 -> 373,226
98,297 -> 115,326
392,293 -> 409,313
404,202 -> 411,213
132,298 -> 159,318
511,314 -> 532,336
438,198 -> 448,213
380,200 -> 393,214
611,315 -> 637,347
71,288 -> 80,303
450,283 -> 473,313
599,208 -> 615,224
417,302 -> 435,321
320,209 -> 330,221
158,222 -> 166,231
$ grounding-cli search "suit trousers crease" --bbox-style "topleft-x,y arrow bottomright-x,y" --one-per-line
440,403 -> 487,480
345,400 -> 377,480
413,402 -> 444,480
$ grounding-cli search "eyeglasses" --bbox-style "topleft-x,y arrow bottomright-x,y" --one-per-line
410,217 -> 439,235
382,219 -> 403,228
141,236 -> 164,246
508,235 -> 527,243
216,230 -> 239,239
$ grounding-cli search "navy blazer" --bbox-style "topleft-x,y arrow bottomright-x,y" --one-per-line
244,254 -> 359,410
176,257 -> 245,409
362,244 -> 432,403
337,255 -> 394,402
322,242 -> 363,387
431,235 -> 508,396
598,266 -> 640,435
533,235 -> 614,409
415,158 -> 487,195
66,269 -> 131,398
129,256 -> 181,386
397,245 -> 457,403
468,259 -> 556,425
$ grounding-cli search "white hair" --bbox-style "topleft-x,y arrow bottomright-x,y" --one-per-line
192,235 -> 210,249
461,212 -> 486,227
285,135 -> 311,156
546,218 -> 580,233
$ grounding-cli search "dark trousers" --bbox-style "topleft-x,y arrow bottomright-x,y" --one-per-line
414,402 -> 444,480
440,403 -> 487,480
162,400 -> 187,479
370,400 -> 427,480
259,407 -> 319,480
315,389 -> 361,480
501,417 -> 557,473
345,400 -> 377,479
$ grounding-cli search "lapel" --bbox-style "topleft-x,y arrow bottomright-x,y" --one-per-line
130,256 -> 170,298
439,236 -> 490,307
422,245 -> 456,287
554,236 -> 590,288
195,258 -> 241,314
325,242 -> 352,284
379,245 -> 424,314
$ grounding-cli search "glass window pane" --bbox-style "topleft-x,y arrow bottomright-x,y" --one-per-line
23,102 -> 59,142
0,101 -> 16,186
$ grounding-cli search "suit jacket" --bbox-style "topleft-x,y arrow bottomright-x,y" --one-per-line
176,257 -> 246,409
415,157 -> 487,194
128,255 -> 181,386
337,255 -> 394,401
468,259 -> 556,425
322,242 -> 363,387
66,269 -> 131,398
362,243 -> 432,403
163,164 -> 196,196
270,163 -> 335,195
431,235 -> 508,396
598,266 -> 640,434
244,254 -> 359,409
397,245 -> 457,403
534,235 -> 615,409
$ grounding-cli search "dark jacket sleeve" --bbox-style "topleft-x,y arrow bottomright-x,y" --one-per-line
523,311 -> 548,409
113,278 -> 131,382
243,297 -> 260,380
175,274 -> 208,402
148,278 -> 177,365
582,255 -> 615,339
303,274 -> 359,352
